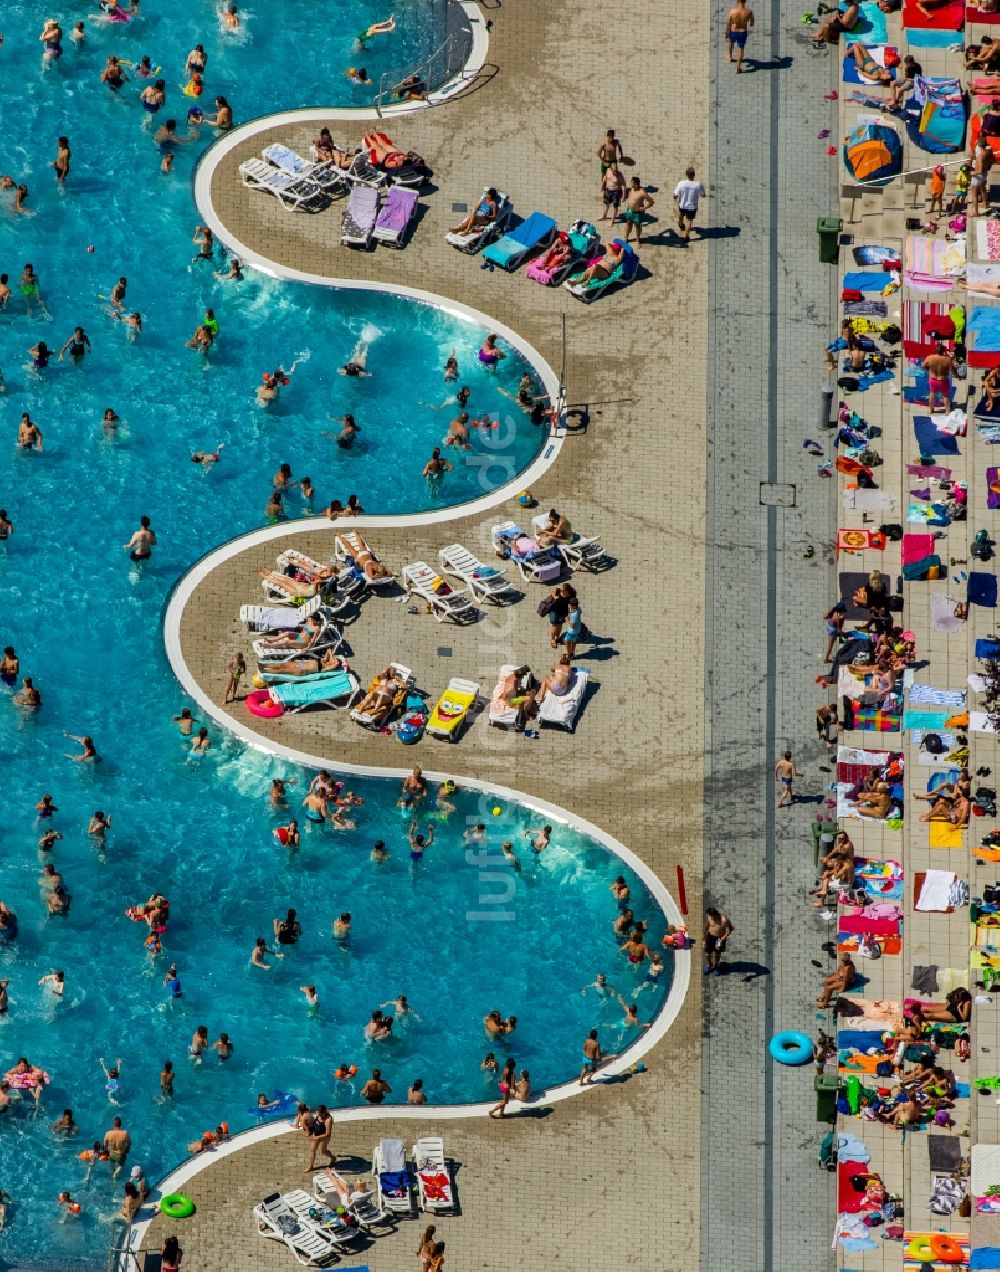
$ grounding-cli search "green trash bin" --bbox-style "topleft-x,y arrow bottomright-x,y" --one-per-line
815,1071 -> 839,1123
818,216 -> 843,265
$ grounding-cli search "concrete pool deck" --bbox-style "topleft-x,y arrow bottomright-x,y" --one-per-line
148,0 -> 716,1267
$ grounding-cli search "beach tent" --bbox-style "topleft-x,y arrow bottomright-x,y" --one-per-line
843,122 -> 903,185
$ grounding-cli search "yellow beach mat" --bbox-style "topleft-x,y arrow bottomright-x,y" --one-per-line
929,821 -> 964,849
427,678 -> 480,737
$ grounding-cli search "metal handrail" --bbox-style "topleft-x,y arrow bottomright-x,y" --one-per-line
373,28 -> 468,116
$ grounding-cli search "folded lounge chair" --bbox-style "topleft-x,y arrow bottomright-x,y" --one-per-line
437,543 -> 516,603
402,561 -> 480,623
372,1138 -> 415,1216
538,667 -> 590,732
426,678 -> 480,741
267,669 -> 360,713
491,522 -> 562,583
253,1192 -> 339,1266
261,143 -> 347,193
373,185 -> 419,248
342,184 -> 380,249
481,211 -> 558,272
240,593 -> 324,632
526,220 -> 601,286
445,188 -> 513,254
239,158 -> 325,212
350,662 -> 414,729
413,1137 -> 454,1213
565,242 -> 640,303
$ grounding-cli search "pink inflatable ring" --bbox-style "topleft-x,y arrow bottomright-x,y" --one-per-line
246,689 -> 284,718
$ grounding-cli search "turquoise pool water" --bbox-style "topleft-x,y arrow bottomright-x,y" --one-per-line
0,4 -> 665,1265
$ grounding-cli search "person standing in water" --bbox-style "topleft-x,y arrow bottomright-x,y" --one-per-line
123,515 -> 156,563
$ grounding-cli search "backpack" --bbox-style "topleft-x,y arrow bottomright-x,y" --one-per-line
922,733 -> 945,754
537,595 -> 555,617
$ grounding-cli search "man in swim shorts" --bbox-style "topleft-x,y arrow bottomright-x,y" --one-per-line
123,515 -> 156,563
103,1116 -> 131,1179
922,342 -> 955,413
703,907 -> 734,975
725,0 -> 754,72
622,178 -> 654,245
579,1029 -> 603,1084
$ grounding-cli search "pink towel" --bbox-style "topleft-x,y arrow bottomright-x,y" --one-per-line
901,532 -> 935,565
839,915 -> 900,936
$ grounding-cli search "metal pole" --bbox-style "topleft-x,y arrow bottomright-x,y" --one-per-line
559,313 -> 567,399
818,384 -> 835,430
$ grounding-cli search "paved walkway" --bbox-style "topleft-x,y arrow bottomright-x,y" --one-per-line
145,0 -> 715,1267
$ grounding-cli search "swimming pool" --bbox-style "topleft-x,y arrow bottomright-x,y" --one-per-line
0,4 -> 671,1264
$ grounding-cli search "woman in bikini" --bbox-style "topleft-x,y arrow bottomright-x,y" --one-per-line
354,670 -> 400,715
537,654 -> 573,703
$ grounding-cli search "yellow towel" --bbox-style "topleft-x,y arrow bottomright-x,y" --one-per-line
929,821 -> 964,849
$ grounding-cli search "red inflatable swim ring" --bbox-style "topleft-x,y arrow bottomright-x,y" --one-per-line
246,689 -> 284,719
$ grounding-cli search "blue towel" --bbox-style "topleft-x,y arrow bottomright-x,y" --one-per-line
843,51 -> 897,83
853,245 -> 897,264
843,0 -> 889,44
971,1251 -> 1000,1271
904,369 -> 930,403
510,211 -> 556,246
853,369 -> 894,391
969,571 -> 999,607
903,709 -> 954,729
969,306 -> 1000,350
956,1081 -> 971,1097
976,637 -> 1000,659
843,270 -> 890,292
913,414 -> 960,456
906,27 -> 960,46
837,1029 -> 887,1049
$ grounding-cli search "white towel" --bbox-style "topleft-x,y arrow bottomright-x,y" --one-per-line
909,684 -> 966,707
916,869 -> 957,912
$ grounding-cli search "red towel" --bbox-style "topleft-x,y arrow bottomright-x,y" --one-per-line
838,915 -> 901,935
901,532 -> 934,565
968,4 -> 1000,20
903,0 -> 964,28
838,1161 -> 879,1212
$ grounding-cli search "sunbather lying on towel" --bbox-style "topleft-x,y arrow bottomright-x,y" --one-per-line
569,241 -> 625,288
258,569 -> 327,600
363,131 -> 420,167
313,128 -> 357,169
812,1 -> 859,45
259,650 -> 348,677
259,615 -> 324,649
915,988 -> 972,1022
335,536 -> 394,581
850,43 -> 893,85
450,188 -> 499,235
355,669 -> 402,715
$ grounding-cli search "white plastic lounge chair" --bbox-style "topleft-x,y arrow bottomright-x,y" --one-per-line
489,664 -> 530,729
413,1137 -> 454,1213
350,663 -> 414,729
312,1171 -> 396,1234
346,149 -> 390,188
342,184 -> 380,249
282,1188 -> 365,1251
239,158 -> 325,212
526,220 -> 601,286
372,1138 -> 415,1216
538,667 -> 590,732
333,531 -> 396,590
261,143 -> 347,194
403,562 -> 479,623
277,549 -> 332,576
253,1192 -> 339,1266
530,515 -> 608,572
446,189 -> 513,254
426,678 -> 480,741
240,593 -> 324,632
491,522 -> 562,583
253,613 -> 343,662
481,211 -> 558,272
373,186 -> 419,248
437,543 -> 515,603
268,669 -> 360,714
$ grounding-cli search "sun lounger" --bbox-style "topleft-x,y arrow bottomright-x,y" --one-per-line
373,186 -> 419,248
342,184 -> 379,249
402,561 -> 480,623
491,522 -> 562,583
488,664 -> 532,729
253,1192 -> 339,1266
346,149 -> 391,188
350,663 -> 414,729
267,669 -> 360,713
446,189 -> 513,254
372,1138 -> 415,1216
240,593 -> 324,632
529,516 -> 609,572
437,543 -> 516,603
413,1137 -> 454,1213
426,678 -> 480,741
538,667 -> 590,732
333,531 -> 396,590
481,211 -> 557,272
364,132 -> 430,186
261,143 -> 347,193
253,612 -> 344,662
312,1170 -> 396,1234
239,158 -> 326,212
526,220 -> 601,285
565,242 -> 640,303
282,1189 -> 365,1251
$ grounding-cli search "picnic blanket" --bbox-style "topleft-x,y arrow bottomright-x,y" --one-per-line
844,0 -> 890,42
902,0 -> 965,27
914,414 -> 961,455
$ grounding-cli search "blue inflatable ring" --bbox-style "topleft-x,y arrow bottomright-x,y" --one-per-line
769,1030 -> 812,1066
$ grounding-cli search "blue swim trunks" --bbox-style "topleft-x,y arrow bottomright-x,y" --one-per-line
730,29 -> 748,46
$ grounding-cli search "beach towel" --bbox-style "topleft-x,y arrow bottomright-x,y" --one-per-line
980,422 -> 1000,442
838,1161 -> 879,1212
845,299 -> 889,317
903,0 -> 964,26
850,704 -> 902,731
975,395 -> 1000,420
843,270 -> 894,292
909,684 -> 966,706
977,637 -> 1000,658
901,532 -> 935,564
928,1135 -> 964,1171
914,414 -> 961,455
904,369 -> 930,404
989,468 -> 1000,509
970,1250 -> 1000,1270
907,24 -> 966,42
916,869 -> 958,910
903,300 -> 955,358
969,1 -> 1000,18
931,594 -> 965,632
845,0 -> 890,41
929,820 -> 964,848
843,45 -> 898,82
909,76 -> 967,153
911,963 -> 940,991
978,216 -> 1000,262
837,528 -> 888,552
853,244 -> 900,264
903,708 -> 954,729
839,570 -> 890,618
839,914 -> 900,935
838,1030 -> 891,1051
970,306 -> 1000,348
969,571 -> 999,607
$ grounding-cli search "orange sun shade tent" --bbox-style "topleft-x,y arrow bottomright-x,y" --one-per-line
843,123 -> 903,185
